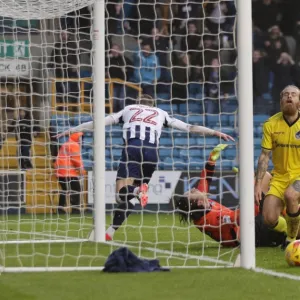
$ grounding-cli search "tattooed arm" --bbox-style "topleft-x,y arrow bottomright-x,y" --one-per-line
254,148 -> 271,204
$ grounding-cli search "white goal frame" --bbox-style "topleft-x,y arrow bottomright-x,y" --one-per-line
0,0 -> 256,272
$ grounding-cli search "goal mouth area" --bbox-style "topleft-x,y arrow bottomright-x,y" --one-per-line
0,214 -> 239,271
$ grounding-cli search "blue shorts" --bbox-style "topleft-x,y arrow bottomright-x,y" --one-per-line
116,139 -> 158,184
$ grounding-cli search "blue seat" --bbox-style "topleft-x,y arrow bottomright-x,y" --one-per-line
83,160 -> 94,170
173,114 -> 187,123
189,82 -> 203,95
180,149 -> 204,160
172,130 -> 187,138
162,157 -> 174,170
158,103 -> 172,113
228,114 -> 237,127
188,102 -> 203,113
83,136 -> 93,146
220,114 -> 229,126
255,126 -> 263,137
204,137 -> 222,146
112,148 -> 123,160
215,127 -> 236,137
188,159 -> 204,170
50,114 -> 71,126
262,93 -> 272,101
84,131 -> 93,137
219,160 -> 233,170
110,128 -> 123,137
254,148 -> 261,159
73,114 -> 93,126
254,137 -> 262,146
160,137 -> 173,146
160,129 -> 171,138
222,103 -> 238,113
110,137 -> 124,146
205,115 -> 221,126
157,93 -> 170,100
174,137 -> 197,147
159,148 -> 172,158
188,114 -> 205,125
105,148 -> 111,158
157,161 -> 165,170
194,137 -> 206,147
105,159 -> 113,170
223,148 -> 236,160
179,103 -> 187,114
56,125 -> 71,134
254,114 -> 269,126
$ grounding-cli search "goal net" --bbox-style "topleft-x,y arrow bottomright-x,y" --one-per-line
0,0 -> 241,272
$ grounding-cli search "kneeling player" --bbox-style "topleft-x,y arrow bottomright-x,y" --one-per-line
175,145 -> 287,247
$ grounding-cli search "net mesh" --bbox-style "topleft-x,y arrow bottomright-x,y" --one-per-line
0,1 -> 95,19
0,0 -> 240,271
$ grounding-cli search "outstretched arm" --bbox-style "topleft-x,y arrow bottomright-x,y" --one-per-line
167,118 -> 235,142
54,121 -> 93,138
54,110 -> 123,138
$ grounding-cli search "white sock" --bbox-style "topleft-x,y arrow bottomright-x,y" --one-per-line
106,226 -> 115,238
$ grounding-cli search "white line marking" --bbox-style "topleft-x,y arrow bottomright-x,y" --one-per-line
254,267 -> 300,281
109,241 -> 233,266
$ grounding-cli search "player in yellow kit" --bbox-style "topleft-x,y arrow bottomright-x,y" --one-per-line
255,85 -> 300,249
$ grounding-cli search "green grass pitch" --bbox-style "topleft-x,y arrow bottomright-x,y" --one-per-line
1,213 -> 300,300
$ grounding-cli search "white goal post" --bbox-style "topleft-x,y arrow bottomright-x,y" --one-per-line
0,0 -> 255,272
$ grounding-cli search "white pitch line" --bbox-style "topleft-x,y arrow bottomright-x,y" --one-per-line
253,267 -> 300,281
108,241 -> 233,266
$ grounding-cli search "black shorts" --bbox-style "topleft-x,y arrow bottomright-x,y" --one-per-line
255,214 -> 286,247
116,138 -> 158,184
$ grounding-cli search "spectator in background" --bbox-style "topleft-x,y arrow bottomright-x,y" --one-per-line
9,109 -> 40,170
171,1 -> 204,35
253,22 -> 265,50
55,132 -> 85,215
180,22 -> 201,57
204,58 -> 231,114
252,0 -> 280,32
133,41 -> 161,97
294,20 -> 300,64
106,44 -> 133,112
192,34 -> 218,70
252,50 -> 270,113
150,27 -> 171,91
205,1 -> 234,34
171,53 -> 191,103
129,0 -> 158,36
49,31 -> 80,109
106,1 -> 126,36
264,25 -> 289,70
279,0 -> 300,36
61,6 -> 91,34
272,52 -> 298,113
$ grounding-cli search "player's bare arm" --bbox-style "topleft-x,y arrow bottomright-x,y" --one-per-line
189,125 -> 235,142
54,113 -> 121,138
168,119 -> 235,142
255,148 -> 271,204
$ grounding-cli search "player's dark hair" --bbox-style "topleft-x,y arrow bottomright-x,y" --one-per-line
174,196 -> 204,224
139,94 -> 155,107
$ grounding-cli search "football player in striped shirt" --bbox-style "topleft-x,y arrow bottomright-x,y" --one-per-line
57,94 -> 235,240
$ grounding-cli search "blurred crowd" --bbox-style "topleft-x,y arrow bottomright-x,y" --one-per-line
50,0 -> 300,115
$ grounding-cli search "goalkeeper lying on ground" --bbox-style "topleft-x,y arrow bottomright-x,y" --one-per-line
175,144 -> 287,247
